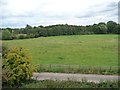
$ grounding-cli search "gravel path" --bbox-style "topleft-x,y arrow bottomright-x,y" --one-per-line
32,72 -> 119,83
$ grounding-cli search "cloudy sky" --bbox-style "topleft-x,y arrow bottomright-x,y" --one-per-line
0,0 -> 119,28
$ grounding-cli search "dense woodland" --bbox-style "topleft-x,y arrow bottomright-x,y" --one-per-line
1,21 -> 120,40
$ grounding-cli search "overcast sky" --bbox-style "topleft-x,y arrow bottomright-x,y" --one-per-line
0,0 -> 119,28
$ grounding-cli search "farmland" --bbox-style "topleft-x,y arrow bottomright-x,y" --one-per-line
3,34 -> 118,67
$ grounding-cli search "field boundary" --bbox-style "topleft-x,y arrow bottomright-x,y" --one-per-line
36,64 -> 119,75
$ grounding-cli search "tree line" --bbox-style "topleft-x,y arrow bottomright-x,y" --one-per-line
1,21 -> 120,40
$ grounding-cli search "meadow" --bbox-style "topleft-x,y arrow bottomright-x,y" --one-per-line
3,34 -> 118,67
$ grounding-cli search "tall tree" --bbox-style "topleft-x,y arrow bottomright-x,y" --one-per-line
107,21 -> 117,33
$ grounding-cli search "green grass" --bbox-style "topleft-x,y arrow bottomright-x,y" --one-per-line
3,34 -> 118,67
20,80 -> 119,88
37,64 -> 118,75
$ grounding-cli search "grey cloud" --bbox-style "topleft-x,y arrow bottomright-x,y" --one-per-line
0,0 -> 8,5
0,20 -> 26,28
0,0 -> 118,28
100,2 -> 118,17
0,10 -> 43,21
1,23 -> 25,28
77,2 -> 117,18
101,7 -> 117,12
75,14 -> 93,18
107,2 -> 117,8
101,2 -> 117,13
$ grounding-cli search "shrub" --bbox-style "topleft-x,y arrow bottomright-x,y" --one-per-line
2,43 -> 9,58
18,34 -> 28,39
2,30 -> 12,40
2,46 -> 33,87
27,34 -> 35,38
19,35 -> 25,39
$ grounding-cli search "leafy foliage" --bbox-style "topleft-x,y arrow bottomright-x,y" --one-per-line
2,46 -> 33,87
2,30 -> 12,40
107,21 -> 117,33
1,21 -> 119,40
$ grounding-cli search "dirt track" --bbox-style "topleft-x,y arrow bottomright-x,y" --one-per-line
32,72 -> 119,83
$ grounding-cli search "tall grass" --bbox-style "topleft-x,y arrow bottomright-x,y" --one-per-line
36,64 -> 119,75
20,79 -> 119,88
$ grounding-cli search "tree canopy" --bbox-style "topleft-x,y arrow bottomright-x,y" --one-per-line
1,21 -> 119,40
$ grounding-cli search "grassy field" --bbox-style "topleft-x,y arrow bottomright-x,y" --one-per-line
3,34 -> 118,67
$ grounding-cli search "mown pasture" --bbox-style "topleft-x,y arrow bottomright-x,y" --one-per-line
3,34 -> 118,67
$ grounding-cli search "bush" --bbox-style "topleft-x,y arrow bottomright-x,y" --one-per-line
2,43 -> 8,58
19,35 -> 25,39
27,34 -> 35,38
2,46 -> 33,87
2,30 -> 12,40
18,34 -> 28,39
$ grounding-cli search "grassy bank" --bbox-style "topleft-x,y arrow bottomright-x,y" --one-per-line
20,80 -> 119,88
36,64 -> 118,75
